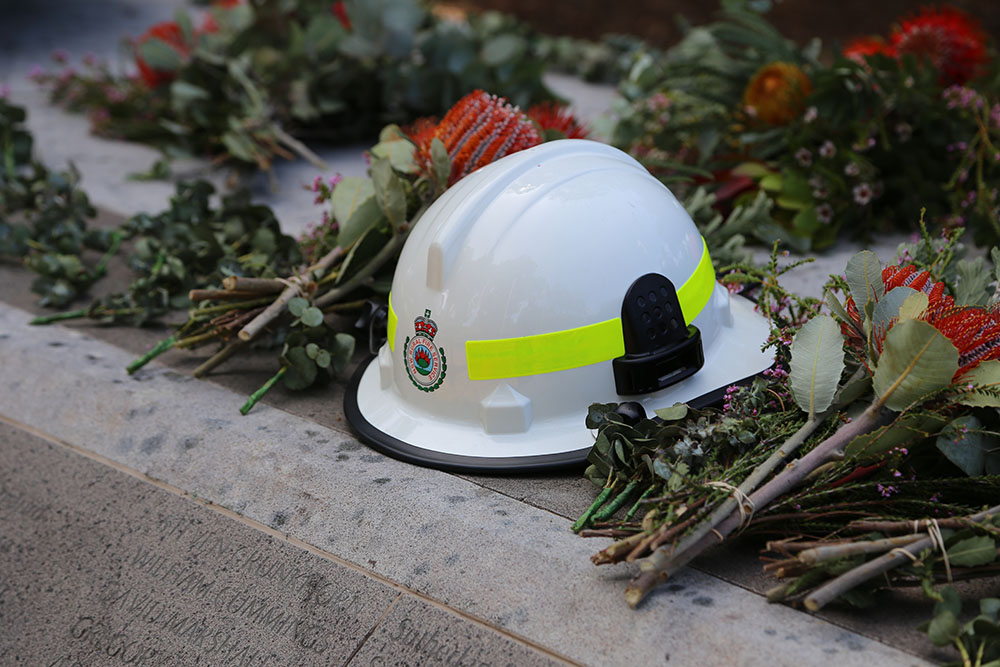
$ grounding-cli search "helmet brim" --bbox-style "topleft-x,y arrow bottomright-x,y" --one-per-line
344,336 -> 770,474
343,360 -> 595,473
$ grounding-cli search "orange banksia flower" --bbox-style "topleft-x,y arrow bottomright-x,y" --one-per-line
526,101 -> 589,139
741,62 -> 812,125
891,6 -> 988,86
843,264 -> 1000,380
410,90 -> 542,186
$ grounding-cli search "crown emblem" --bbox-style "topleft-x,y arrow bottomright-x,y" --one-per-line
404,308 -> 446,392
414,309 -> 438,339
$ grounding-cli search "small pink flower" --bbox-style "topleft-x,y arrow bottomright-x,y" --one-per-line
51,48 -> 69,64
803,106 -> 818,123
816,203 -> 833,224
844,162 -> 860,177
818,140 -> 836,158
795,148 -> 812,167
853,183 -> 873,205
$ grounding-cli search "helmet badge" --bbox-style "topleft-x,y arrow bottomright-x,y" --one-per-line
404,309 -> 447,392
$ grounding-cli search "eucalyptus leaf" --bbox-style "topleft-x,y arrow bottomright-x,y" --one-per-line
288,297 -> 309,317
898,291 -> 929,322
337,197 -> 384,250
431,137 -> 450,188
330,176 -> 375,227
330,333 -> 355,373
371,157 -> 407,228
956,361 -> 1000,408
282,346 -> 318,390
926,610 -> 961,647
824,289 -> 860,333
873,319 -> 958,411
138,38 -> 183,72
654,404 -> 688,421
370,139 -> 417,174
936,415 -> 986,476
845,250 -> 884,315
300,306 -> 324,328
788,315 -> 845,416
845,412 -> 949,460
871,287 -> 917,340
947,536 -> 998,567
955,257 -> 991,306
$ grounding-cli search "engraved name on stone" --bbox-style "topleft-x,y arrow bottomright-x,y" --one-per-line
45,513 -> 375,666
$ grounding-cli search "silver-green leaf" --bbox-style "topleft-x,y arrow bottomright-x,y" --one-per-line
873,319 -> 958,411
871,286 -> 917,340
330,176 -> 375,227
947,536 -> 997,567
955,360 -> 1000,407
789,315 -> 845,417
845,250 -> 884,316
371,158 -> 407,229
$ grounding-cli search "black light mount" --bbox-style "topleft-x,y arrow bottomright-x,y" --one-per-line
612,273 -> 705,396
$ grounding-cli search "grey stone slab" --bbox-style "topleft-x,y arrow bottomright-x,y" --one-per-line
0,302 -> 927,666
346,595 -> 562,667
0,420 -> 400,666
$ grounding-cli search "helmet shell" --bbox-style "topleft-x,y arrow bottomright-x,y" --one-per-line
346,140 -> 773,470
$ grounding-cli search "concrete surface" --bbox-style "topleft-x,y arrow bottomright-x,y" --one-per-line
0,300 -> 931,665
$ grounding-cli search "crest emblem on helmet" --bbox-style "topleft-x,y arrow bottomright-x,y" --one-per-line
403,309 -> 447,392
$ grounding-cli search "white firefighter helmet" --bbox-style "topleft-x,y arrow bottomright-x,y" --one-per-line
344,139 -> 773,471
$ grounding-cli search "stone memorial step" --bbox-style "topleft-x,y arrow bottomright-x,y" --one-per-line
0,301 -> 931,665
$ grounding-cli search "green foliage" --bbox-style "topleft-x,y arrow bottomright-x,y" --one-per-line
873,319 -> 959,411
36,0 -> 559,172
609,5 -> 1000,249
0,99 -> 109,306
788,315 -> 845,416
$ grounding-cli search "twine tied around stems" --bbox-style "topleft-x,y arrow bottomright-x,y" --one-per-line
705,481 -> 756,533
889,518 -> 952,582
277,276 -> 304,292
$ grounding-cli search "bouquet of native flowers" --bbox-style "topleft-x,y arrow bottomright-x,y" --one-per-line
101,89 -> 589,410
611,2 -> 1000,251
573,227 -> 1000,663
32,0 -> 558,173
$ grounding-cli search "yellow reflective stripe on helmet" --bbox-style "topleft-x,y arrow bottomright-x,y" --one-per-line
466,318 -> 625,381
678,238 -> 714,325
465,238 -> 714,381
387,293 -> 398,352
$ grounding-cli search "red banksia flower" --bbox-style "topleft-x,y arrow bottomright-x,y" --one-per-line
843,37 -> 897,63
526,101 -> 589,139
135,22 -> 190,88
741,62 -> 812,125
331,1 -> 352,31
844,265 -> 1000,379
891,6 -> 988,86
411,90 -> 542,186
